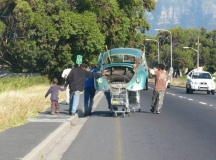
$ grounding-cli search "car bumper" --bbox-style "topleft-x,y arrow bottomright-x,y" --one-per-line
187,84 -> 215,91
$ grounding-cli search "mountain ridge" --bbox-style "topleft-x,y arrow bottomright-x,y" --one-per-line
145,0 -> 216,35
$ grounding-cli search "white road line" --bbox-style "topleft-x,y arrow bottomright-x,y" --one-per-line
172,94 -> 176,96
188,99 -> 193,101
210,105 -> 213,106
199,102 -> 207,105
178,96 -> 184,98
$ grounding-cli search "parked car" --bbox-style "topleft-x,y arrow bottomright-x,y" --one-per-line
186,71 -> 215,95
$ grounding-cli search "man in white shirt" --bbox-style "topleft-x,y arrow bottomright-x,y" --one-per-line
62,64 -> 73,105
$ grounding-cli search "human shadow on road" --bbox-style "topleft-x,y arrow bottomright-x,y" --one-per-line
91,111 -> 114,117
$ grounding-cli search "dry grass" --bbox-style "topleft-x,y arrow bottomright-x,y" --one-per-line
0,85 -> 65,131
149,78 -> 186,88
170,78 -> 186,87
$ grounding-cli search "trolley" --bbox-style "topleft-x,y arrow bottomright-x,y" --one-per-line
110,88 -> 129,117
128,90 -> 141,113
110,88 -> 141,117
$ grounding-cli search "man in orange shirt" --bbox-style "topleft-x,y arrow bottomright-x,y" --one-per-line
149,63 -> 168,114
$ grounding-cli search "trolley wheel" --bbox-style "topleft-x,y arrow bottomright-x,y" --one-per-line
114,112 -> 117,118
138,109 -> 141,112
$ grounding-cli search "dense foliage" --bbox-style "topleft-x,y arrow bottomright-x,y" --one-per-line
0,0 -> 156,80
0,0 -> 216,79
145,26 -> 216,73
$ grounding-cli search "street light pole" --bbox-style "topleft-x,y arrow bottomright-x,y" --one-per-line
196,36 -> 200,68
155,29 -> 173,82
145,39 -> 160,64
183,46 -> 199,68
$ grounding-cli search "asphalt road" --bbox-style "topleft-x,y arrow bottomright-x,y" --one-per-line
47,84 -> 216,160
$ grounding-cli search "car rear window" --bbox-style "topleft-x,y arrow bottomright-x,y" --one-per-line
192,73 -> 211,79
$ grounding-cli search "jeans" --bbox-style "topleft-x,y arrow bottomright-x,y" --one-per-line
104,91 -> 111,109
84,87 -> 96,113
69,90 -> 80,113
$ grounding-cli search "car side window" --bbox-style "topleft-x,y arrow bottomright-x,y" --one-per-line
192,75 -> 198,79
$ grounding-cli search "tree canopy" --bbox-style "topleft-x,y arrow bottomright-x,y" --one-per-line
1,0 -> 216,79
0,0 -> 157,80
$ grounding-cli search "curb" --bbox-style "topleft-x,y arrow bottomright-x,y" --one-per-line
22,114 -> 79,160
22,91 -> 103,160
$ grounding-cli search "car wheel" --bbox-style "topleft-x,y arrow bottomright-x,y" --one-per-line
211,90 -> 215,95
207,91 -> 210,94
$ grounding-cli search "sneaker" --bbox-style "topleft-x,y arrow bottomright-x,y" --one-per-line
51,112 -> 55,115
150,109 -> 155,113
70,113 -> 76,116
156,110 -> 160,114
55,111 -> 59,113
84,111 -> 89,117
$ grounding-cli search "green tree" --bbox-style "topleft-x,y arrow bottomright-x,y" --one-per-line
0,0 -> 105,80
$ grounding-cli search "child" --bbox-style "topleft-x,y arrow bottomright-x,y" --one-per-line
45,78 -> 66,115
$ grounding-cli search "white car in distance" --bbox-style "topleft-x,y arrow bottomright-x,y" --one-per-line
186,71 -> 215,95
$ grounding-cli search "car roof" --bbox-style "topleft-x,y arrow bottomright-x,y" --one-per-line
192,71 -> 210,74
102,48 -> 142,60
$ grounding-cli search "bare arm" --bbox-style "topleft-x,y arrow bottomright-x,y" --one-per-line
149,68 -> 156,75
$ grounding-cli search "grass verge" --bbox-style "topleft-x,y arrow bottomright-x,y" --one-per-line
0,77 -> 65,131
149,77 -> 187,88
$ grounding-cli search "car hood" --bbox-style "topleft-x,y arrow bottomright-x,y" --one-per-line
188,79 -> 214,83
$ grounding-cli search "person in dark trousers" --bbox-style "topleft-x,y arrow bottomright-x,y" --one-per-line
66,63 -> 108,116
45,78 -> 66,115
149,63 -> 168,114
104,91 -> 111,109
84,64 -> 97,117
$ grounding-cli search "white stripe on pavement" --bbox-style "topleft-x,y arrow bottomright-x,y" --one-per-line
199,102 -> 207,105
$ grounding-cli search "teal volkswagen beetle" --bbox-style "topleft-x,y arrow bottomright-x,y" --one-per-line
95,48 -> 148,91
94,48 -> 149,117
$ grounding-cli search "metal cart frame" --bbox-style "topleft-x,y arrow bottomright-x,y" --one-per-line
110,88 -> 141,117
110,88 -> 129,117
128,90 -> 141,113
